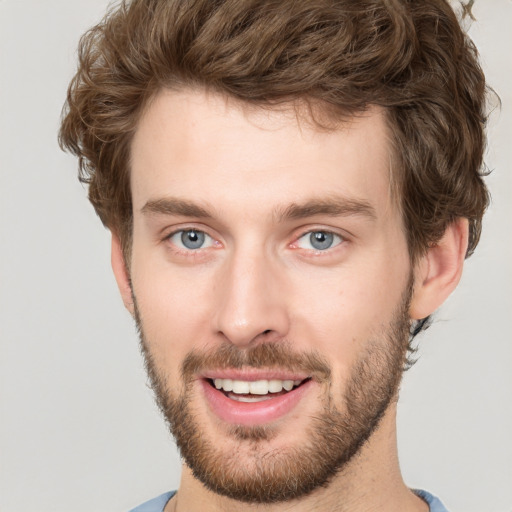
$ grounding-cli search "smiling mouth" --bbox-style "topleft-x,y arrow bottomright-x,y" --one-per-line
207,377 -> 311,402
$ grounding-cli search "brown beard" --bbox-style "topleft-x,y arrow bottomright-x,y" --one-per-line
133,282 -> 412,504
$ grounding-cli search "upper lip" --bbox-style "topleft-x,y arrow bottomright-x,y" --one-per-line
200,369 -> 311,382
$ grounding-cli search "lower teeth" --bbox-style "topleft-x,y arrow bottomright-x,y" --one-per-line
229,394 -> 276,403
225,390 -> 289,402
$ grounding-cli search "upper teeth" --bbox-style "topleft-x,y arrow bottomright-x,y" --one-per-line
213,379 -> 302,395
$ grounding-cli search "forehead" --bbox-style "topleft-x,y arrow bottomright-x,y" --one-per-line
130,88 -> 395,221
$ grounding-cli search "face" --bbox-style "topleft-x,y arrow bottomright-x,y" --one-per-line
126,89 -> 413,503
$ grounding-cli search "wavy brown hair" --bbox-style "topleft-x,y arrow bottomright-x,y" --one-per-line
59,0 -> 490,267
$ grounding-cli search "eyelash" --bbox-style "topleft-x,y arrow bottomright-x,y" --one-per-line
164,228 -> 218,253
292,229 -> 345,253
163,227 -> 346,256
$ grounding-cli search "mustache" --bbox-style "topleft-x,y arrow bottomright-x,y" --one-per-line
181,342 -> 331,383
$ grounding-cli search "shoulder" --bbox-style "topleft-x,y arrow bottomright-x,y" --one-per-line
128,491 -> 176,512
414,489 -> 450,512
128,490 -> 447,512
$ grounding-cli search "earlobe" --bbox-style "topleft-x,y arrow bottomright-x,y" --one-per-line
409,218 -> 469,320
111,233 -> 135,315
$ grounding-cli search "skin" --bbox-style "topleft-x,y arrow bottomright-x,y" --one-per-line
111,88 -> 468,512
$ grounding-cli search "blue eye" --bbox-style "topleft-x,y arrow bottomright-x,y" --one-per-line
296,231 -> 342,251
169,229 -> 213,250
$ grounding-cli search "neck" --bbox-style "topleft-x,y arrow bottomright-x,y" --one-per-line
167,404 -> 428,512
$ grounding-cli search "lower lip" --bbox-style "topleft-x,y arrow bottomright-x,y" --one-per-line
200,379 -> 314,426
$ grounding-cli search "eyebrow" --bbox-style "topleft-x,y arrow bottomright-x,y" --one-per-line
141,196 -> 377,222
141,198 -> 213,218
275,197 -> 377,222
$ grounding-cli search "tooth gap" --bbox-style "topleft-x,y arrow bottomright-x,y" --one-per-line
294,378 -> 310,389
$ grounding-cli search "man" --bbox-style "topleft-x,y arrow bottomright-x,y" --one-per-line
59,1 -> 490,511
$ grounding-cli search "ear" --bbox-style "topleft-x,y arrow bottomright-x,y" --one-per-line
410,218 -> 469,320
111,233 -> 135,316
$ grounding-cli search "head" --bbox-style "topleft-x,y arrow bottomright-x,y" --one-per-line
59,0 -> 490,504
60,0 -> 488,265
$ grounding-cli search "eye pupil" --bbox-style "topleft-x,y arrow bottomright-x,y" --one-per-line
309,231 -> 334,250
181,230 -> 205,249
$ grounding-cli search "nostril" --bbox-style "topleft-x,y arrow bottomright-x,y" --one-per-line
262,330 -> 272,335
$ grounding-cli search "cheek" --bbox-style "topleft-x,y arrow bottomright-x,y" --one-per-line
131,259 -> 214,362
288,258 -> 409,376
288,280 -> 368,380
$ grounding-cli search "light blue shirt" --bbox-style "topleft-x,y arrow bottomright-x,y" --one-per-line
414,489 -> 450,512
129,491 -> 175,512
129,489 -> 449,511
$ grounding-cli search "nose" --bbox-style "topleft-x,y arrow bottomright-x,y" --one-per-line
212,248 -> 290,347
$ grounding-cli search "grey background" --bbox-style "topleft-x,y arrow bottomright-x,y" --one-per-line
0,1 -> 510,511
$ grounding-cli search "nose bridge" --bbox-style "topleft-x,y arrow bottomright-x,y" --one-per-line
213,242 -> 289,347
